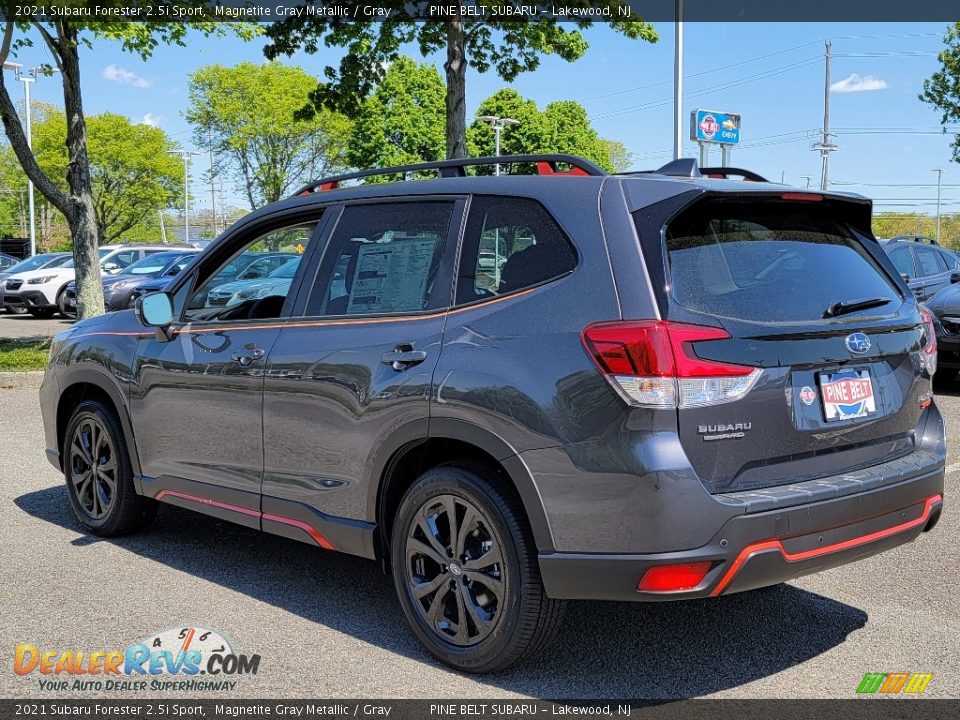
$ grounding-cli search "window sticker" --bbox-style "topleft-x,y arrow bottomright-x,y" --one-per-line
346,238 -> 438,314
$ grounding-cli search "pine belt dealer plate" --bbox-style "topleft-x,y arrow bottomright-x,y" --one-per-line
819,369 -> 876,421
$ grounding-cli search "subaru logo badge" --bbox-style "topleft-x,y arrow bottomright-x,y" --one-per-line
845,332 -> 871,354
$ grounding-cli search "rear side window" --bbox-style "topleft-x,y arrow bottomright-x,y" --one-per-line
915,246 -> 947,276
665,198 -> 901,323
308,202 -> 454,316
456,196 -> 577,305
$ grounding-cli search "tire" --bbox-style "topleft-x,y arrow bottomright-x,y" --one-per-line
28,307 -> 55,318
391,464 -> 565,673
57,290 -> 76,318
63,400 -> 157,537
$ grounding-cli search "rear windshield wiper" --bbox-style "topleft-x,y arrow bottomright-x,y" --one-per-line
823,297 -> 892,318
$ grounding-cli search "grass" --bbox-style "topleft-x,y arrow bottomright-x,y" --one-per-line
0,337 -> 51,371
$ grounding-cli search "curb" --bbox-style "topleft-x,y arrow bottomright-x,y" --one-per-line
0,370 -> 44,389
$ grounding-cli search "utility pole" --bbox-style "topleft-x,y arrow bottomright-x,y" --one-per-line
167,150 -> 201,244
812,39 -> 837,191
673,0 -> 684,160
207,129 -> 217,236
800,175 -> 813,189
3,62 -> 58,257
933,168 -> 945,243
476,115 -> 520,175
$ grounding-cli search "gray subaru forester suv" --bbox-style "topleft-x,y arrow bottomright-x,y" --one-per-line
40,155 -> 945,673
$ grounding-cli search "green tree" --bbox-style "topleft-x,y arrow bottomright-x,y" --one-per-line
921,23 -> 960,162
467,90 -> 620,171
0,20 -> 255,319
347,57 -> 446,174
186,62 -> 352,210
264,4 -> 657,159
602,139 -> 634,172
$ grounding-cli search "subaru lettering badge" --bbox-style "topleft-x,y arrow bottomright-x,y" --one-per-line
845,332 -> 871,354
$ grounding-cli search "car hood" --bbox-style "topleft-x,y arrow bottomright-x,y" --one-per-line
4,267 -> 74,282
211,278 -> 289,295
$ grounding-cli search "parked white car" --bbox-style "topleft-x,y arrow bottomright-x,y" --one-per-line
2,244 -> 188,317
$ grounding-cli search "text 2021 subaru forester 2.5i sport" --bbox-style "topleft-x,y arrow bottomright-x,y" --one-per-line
40,155 -> 945,673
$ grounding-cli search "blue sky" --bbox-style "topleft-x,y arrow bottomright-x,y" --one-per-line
11,21 -> 960,216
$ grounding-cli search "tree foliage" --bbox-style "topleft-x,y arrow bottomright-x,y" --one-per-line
264,5 -> 657,159
921,22 -> 960,162
347,57 -> 446,174
186,61 -> 351,209
467,88 -> 622,171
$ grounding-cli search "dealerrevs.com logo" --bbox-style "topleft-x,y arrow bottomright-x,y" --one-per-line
856,672 -> 933,696
14,626 -> 261,693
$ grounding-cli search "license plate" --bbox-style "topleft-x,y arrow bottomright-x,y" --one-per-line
819,369 -> 876,421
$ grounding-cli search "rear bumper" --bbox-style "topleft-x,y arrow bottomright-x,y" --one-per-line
539,469 -> 944,601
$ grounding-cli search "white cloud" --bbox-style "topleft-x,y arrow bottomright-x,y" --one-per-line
101,64 -> 151,88
830,73 -> 889,94
139,113 -> 163,127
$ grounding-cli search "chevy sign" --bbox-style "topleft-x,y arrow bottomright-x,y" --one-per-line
691,110 -> 741,145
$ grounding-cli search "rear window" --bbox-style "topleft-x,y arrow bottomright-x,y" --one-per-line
664,198 -> 901,323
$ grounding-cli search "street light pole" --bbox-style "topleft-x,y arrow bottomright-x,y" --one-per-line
476,115 -> 520,175
800,175 -> 813,189
673,0 -> 683,160
3,62 -> 57,257
933,168 -> 945,243
167,150 -> 201,244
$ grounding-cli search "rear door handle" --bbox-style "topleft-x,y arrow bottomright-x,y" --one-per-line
231,344 -> 265,367
381,344 -> 427,370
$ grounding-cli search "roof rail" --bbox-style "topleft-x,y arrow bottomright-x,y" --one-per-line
291,154 -> 608,196
889,234 -> 939,245
628,159 -> 768,183
700,167 -> 768,182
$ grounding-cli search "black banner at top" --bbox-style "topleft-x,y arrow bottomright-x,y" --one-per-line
2,1 -> 960,23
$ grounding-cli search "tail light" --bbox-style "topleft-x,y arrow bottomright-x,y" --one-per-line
919,304 -> 938,376
581,321 -> 762,408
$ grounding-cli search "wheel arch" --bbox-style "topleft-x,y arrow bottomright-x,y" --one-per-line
371,418 -> 555,564
56,371 -> 142,483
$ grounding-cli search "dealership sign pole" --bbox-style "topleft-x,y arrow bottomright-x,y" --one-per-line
691,109 -> 741,167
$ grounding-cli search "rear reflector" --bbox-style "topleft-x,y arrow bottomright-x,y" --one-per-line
637,562 -> 712,592
582,321 -> 761,408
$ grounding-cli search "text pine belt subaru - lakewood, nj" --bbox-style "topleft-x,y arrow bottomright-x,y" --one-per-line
40,155 -> 945,673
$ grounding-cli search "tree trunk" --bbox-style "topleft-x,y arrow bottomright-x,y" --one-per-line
58,23 -> 103,319
444,19 -> 468,160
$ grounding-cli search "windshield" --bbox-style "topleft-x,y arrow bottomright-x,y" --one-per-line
269,258 -> 300,279
119,252 -> 182,276
62,248 -> 111,269
6,254 -> 64,274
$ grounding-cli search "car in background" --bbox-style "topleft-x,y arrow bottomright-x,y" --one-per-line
61,249 -> 200,316
130,251 -> 296,309
205,256 -> 301,308
2,243 -> 190,318
880,236 -> 960,302
0,252 -> 20,270
0,252 -> 71,313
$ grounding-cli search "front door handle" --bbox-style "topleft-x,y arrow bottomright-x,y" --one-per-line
231,343 -> 265,367
381,344 -> 427,370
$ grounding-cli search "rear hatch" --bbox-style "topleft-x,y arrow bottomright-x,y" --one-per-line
660,193 -> 932,493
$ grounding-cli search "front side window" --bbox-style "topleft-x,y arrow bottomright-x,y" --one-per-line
888,248 -> 914,278
184,222 -> 317,322
456,196 -> 577,305
308,202 -> 453,316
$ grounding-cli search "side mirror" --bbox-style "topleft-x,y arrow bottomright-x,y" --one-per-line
103,262 -> 119,273
951,272 -> 960,284
901,273 -> 911,283
135,292 -> 174,341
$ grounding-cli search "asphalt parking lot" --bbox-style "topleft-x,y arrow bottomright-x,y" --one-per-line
0,311 -> 73,339
1,380 -> 957,700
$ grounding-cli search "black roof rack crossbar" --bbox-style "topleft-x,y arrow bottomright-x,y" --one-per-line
291,154 -> 608,196
629,159 -> 768,183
